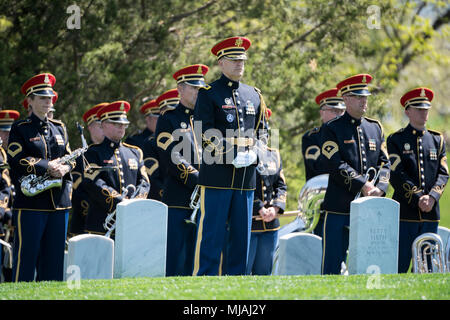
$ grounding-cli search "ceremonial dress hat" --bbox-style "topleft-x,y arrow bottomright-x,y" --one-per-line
21,73 -> 56,97
83,103 -> 109,125
97,101 -> 130,124
156,89 -> 179,111
139,99 -> 159,116
172,64 -> 209,87
315,88 -> 346,109
0,110 -> 20,131
337,74 -> 372,96
211,36 -> 251,60
400,87 -> 434,109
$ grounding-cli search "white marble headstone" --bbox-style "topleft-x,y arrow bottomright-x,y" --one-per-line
274,232 -> 322,275
348,197 -> 400,275
114,199 -> 167,278
66,234 -> 114,279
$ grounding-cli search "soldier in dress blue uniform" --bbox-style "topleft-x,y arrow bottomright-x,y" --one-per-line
81,101 -> 150,236
0,110 -> 19,282
387,87 -> 448,273
246,108 -> 287,275
193,36 -> 268,276
301,88 -> 345,237
134,99 -> 165,201
319,74 -> 390,275
8,73 -> 74,281
68,103 -> 107,237
155,65 -> 208,276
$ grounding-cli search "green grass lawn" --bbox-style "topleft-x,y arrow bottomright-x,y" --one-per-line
0,274 -> 448,300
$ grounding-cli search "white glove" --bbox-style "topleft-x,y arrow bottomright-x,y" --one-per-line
232,150 -> 257,168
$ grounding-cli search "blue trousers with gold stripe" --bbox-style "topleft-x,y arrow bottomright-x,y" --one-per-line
193,187 -> 253,276
12,209 -> 68,282
166,207 -> 196,276
321,212 -> 349,275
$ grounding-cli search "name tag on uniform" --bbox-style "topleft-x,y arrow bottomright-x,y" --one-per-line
29,137 -> 40,142
222,105 -> 235,109
55,134 -> 64,146
344,139 -> 355,144
128,158 -> 138,170
103,159 -> 113,164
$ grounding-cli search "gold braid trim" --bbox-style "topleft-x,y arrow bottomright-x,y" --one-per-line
340,170 -> 358,191
177,163 -> 197,184
403,183 -> 422,204
19,158 -> 40,175
101,188 -> 120,212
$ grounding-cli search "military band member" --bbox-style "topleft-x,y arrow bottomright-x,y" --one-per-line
302,88 -> 345,237
133,99 -> 164,201
387,87 -> 448,273
68,103 -> 107,237
155,65 -> 208,276
246,109 -> 287,275
0,110 -> 18,282
193,36 -> 267,276
8,73 -> 74,281
319,74 -> 390,275
81,101 -> 150,236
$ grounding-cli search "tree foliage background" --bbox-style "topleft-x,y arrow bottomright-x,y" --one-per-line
0,0 -> 448,209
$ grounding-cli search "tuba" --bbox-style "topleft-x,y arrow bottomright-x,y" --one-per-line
412,232 -> 447,273
296,174 -> 329,233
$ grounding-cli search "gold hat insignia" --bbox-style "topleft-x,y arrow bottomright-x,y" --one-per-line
44,74 -> 50,84
362,75 -> 367,83
235,38 -> 243,47
197,65 -> 203,74
420,88 -> 425,97
120,102 -> 125,110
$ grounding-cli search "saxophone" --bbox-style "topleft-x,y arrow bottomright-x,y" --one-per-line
20,123 -> 89,197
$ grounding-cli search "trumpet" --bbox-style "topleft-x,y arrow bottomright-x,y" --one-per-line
412,232 -> 447,273
104,184 -> 136,238
185,185 -> 201,225
354,167 -> 381,200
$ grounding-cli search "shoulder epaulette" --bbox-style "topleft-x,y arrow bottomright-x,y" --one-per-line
387,127 -> 404,139
49,118 -> 64,126
364,116 -> 382,125
200,84 -> 211,90
427,128 -> 442,136
160,107 -> 176,116
327,116 -> 340,125
123,142 -> 141,150
254,87 -> 261,94
17,119 -> 32,126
